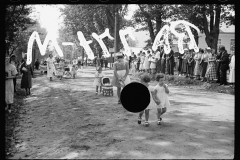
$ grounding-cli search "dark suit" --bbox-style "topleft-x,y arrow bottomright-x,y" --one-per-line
216,52 -> 223,83
219,51 -> 229,85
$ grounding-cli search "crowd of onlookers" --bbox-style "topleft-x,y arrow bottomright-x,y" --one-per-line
125,45 -> 235,88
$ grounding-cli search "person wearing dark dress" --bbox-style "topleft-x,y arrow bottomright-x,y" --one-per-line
35,59 -> 40,70
166,48 -> 174,75
137,53 -> 141,72
216,47 -> 223,83
160,51 -> 166,74
155,47 -> 162,73
217,46 -> 229,86
100,55 -> 104,68
104,56 -> 108,69
187,49 -> 194,78
177,52 -> 183,76
181,48 -> 188,77
20,54 -> 34,96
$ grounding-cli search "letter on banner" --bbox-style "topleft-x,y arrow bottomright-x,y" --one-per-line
26,31 -> 63,65
152,25 -> 171,54
77,31 -> 94,60
170,20 -> 200,54
92,28 -> 114,57
119,28 -> 136,56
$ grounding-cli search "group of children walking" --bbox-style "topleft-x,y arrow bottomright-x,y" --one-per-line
138,73 -> 170,127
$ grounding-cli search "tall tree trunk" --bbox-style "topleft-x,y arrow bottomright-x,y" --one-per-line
114,7 -> 120,54
147,19 -> 155,43
212,4 -> 221,54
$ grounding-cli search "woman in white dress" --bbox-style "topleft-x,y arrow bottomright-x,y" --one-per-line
5,56 -> 18,112
46,53 -> 56,81
139,53 -> 145,72
144,52 -> 150,73
111,52 -> 131,104
229,51 -> 235,87
150,53 -> 156,74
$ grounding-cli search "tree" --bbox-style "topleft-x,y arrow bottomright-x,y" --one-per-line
132,4 -> 178,47
174,4 -> 235,54
5,5 -> 36,56
59,4 -> 130,58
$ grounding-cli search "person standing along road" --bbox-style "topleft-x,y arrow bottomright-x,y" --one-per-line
177,52 -> 183,76
205,50 -> 217,83
155,47 -> 161,73
100,55 -> 104,68
228,51 -> 235,87
187,49 -> 194,78
181,48 -> 188,77
20,54 -> 35,96
10,54 -> 18,93
166,48 -> 174,75
136,53 -> 141,72
193,49 -> 203,80
35,59 -> 40,70
46,53 -> 56,81
160,51 -> 166,74
200,48 -> 209,82
5,56 -> 18,113
104,56 -> 108,70
216,47 -> 223,83
217,46 -> 229,86
111,52 -> 131,104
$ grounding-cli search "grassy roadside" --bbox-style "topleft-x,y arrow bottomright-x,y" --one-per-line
132,72 -> 234,95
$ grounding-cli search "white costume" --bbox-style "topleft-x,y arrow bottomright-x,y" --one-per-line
229,55 -> 235,83
46,57 -> 56,78
154,84 -> 170,109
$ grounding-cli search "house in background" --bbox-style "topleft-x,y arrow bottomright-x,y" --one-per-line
198,29 -> 235,53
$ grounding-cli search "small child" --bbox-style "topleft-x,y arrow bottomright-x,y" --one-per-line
154,73 -> 170,125
93,66 -> 103,95
71,64 -> 77,79
137,74 -> 161,127
57,59 -> 65,80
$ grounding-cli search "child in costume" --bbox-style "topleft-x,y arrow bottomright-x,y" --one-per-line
93,66 -> 103,95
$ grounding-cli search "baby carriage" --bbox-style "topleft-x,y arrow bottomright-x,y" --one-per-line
101,77 -> 113,96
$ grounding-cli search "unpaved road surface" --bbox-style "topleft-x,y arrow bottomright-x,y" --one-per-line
11,67 -> 234,159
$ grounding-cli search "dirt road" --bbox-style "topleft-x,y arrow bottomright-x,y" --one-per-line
11,67 -> 234,159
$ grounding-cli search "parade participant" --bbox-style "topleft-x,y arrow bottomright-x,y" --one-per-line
144,51 -> 150,73
187,49 -> 194,78
217,46 -> 229,86
137,74 -> 160,127
154,73 -> 170,125
200,48 -> 210,82
111,52 -> 131,104
10,54 -> 18,93
166,47 -> 174,75
181,48 -> 188,77
93,66 -> 103,95
5,56 -> 18,112
205,49 -> 217,83
20,54 -> 34,96
46,52 -> 56,81
229,50 -> 235,88
71,64 -> 77,79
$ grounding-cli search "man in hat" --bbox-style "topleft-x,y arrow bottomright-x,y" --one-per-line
216,46 -> 224,83
217,46 -> 229,86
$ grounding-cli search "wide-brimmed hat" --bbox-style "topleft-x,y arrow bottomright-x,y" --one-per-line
115,52 -> 123,57
184,48 -> 189,51
206,47 -> 211,50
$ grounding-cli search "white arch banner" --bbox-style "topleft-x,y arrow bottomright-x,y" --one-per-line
77,31 -> 94,60
26,31 -> 63,65
119,28 -> 136,56
92,28 -> 114,57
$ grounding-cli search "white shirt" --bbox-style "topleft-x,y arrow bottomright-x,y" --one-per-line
155,51 -> 160,59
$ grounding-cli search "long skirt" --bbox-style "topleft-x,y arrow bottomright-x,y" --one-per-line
205,62 -> 217,80
187,62 -> 194,76
178,59 -> 182,72
21,72 -> 32,89
201,62 -> 208,77
156,60 -> 161,73
229,68 -> 235,83
111,70 -> 131,88
160,59 -> 166,74
181,60 -> 187,73
6,79 -> 14,104
194,60 -> 201,76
